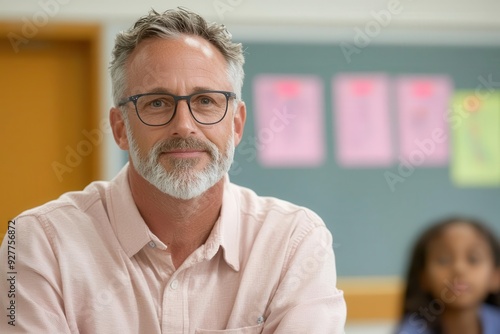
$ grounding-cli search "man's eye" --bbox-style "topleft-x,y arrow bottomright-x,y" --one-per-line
199,97 -> 213,105
151,100 -> 164,107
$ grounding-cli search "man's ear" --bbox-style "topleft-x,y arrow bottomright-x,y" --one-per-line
233,101 -> 246,147
110,107 -> 129,150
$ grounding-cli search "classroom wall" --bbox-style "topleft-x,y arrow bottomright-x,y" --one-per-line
236,41 -> 500,276
2,1 -> 499,328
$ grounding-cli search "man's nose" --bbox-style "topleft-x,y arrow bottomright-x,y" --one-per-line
168,99 -> 198,137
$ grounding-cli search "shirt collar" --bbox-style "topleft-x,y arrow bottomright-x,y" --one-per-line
107,163 -> 152,258
106,164 -> 241,271
212,174 -> 240,271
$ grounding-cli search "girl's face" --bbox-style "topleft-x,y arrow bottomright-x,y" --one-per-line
422,222 -> 500,311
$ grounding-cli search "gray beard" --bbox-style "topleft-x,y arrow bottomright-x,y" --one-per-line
126,125 -> 234,200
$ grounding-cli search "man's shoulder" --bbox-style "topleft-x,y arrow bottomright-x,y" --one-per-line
228,182 -> 324,228
3,180 -> 114,259
14,180 -> 109,224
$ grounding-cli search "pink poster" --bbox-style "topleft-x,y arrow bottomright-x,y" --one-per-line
253,75 -> 325,167
333,74 -> 392,167
397,76 -> 452,166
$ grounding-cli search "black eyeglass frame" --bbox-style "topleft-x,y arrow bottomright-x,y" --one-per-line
118,90 -> 237,126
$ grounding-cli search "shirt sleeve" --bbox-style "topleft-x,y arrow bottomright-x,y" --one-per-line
0,215 -> 72,333
262,224 -> 347,333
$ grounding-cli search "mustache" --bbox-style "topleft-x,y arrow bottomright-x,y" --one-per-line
151,137 -> 218,158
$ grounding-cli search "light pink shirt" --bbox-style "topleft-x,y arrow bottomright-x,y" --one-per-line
0,165 -> 346,333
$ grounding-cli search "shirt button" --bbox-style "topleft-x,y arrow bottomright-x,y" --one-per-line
170,279 -> 179,290
148,241 -> 156,248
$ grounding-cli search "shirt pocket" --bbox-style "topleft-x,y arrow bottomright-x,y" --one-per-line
195,323 -> 263,334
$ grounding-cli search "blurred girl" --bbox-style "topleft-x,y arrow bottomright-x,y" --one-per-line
397,217 -> 500,334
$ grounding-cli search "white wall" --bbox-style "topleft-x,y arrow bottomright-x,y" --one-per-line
2,0 -> 500,29
2,0 -> 499,178
2,0 -> 500,46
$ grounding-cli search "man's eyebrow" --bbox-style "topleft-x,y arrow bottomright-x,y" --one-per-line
144,87 -> 171,94
190,86 -> 217,93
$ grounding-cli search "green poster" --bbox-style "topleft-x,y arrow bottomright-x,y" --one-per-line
451,91 -> 500,187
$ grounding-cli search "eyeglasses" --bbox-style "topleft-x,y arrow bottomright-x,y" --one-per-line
118,90 -> 237,126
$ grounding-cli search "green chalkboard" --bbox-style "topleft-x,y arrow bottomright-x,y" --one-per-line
230,42 -> 500,277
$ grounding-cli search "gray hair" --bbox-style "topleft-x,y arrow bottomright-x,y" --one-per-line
109,8 -> 245,108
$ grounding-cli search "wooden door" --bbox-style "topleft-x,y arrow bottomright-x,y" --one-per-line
0,24 -> 101,241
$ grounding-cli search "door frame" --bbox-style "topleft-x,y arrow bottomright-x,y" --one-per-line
0,21 -> 102,180
0,22 -> 102,242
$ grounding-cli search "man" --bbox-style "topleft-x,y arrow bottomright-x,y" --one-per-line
0,8 -> 346,333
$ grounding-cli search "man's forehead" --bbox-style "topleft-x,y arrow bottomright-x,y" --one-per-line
182,35 -> 216,58
123,39 -> 230,95
130,35 -> 218,61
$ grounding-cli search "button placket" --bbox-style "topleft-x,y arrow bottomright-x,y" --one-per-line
162,272 -> 185,332
170,279 -> 179,290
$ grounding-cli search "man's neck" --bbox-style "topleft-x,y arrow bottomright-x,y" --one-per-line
127,165 -> 224,268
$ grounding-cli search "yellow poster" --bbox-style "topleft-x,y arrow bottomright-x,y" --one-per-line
451,91 -> 500,186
